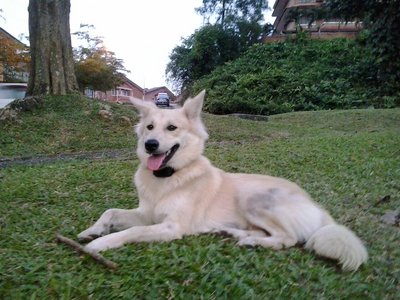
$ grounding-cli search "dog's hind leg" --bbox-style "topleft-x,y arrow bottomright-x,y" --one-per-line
237,235 -> 297,250
237,191 -> 300,250
237,188 -> 332,250
215,226 -> 268,239
78,208 -> 149,242
236,212 -> 298,250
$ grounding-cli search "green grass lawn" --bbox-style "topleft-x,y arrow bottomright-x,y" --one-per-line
0,97 -> 399,299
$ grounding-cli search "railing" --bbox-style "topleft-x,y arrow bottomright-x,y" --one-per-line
288,0 -> 322,8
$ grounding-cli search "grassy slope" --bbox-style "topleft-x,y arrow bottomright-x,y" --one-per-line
0,97 -> 399,299
0,95 -> 138,157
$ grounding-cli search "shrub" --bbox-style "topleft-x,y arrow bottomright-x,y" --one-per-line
192,38 -> 399,115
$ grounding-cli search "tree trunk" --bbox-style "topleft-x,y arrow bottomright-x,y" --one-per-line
27,0 -> 78,96
221,0 -> 226,28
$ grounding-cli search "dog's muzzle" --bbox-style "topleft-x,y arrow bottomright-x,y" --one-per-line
145,139 -> 159,153
145,140 -> 180,173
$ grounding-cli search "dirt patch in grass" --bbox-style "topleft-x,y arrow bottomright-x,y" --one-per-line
0,149 -> 135,168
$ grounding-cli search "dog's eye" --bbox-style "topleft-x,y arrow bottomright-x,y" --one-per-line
167,125 -> 177,131
147,124 -> 154,130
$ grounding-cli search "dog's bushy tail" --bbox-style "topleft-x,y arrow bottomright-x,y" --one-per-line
305,224 -> 368,271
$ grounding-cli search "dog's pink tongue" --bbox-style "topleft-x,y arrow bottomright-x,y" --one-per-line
147,154 -> 166,171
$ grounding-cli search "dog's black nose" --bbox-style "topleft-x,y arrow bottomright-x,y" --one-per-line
145,139 -> 159,153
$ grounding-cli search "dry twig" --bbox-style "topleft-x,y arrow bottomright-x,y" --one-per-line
55,233 -> 117,271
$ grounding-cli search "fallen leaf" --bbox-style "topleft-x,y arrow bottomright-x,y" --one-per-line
373,195 -> 391,207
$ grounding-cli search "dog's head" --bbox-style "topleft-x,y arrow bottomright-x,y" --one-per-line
131,90 -> 208,175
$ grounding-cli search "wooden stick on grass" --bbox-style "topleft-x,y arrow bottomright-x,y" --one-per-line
55,233 -> 117,271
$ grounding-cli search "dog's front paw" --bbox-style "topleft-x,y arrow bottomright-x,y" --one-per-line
85,241 -> 105,253
237,237 -> 257,248
84,234 -> 124,253
85,238 -> 111,253
78,232 -> 97,243
78,226 -> 104,242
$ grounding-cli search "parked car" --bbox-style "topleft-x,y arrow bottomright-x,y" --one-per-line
0,83 -> 27,108
155,92 -> 170,107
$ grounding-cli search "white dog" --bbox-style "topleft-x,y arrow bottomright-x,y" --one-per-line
78,90 -> 368,271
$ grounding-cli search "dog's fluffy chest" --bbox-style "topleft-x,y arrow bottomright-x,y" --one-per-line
137,177 -> 207,229
133,159 -> 227,231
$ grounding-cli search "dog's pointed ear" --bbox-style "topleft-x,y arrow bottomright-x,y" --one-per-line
183,90 -> 206,120
130,98 -> 155,117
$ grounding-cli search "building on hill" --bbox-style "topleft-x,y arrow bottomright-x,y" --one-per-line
268,0 -> 361,41
84,77 -> 176,104
143,86 -> 176,102
0,27 -> 29,82
85,76 -> 144,104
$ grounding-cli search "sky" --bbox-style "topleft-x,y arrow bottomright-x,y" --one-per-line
1,0 -> 274,91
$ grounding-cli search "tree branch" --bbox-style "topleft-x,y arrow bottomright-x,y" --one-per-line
55,233 -> 117,271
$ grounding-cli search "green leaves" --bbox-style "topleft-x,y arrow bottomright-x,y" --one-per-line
195,0 -> 268,26
193,38 -> 399,115
73,24 -> 129,92
166,0 -> 270,92
325,0 -> 400,83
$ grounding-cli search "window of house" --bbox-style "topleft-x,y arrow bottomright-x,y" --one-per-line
120,89 -> 130,96
111,88 -> 131,96
299,16 -> 312,25
85,88 -> 94,98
